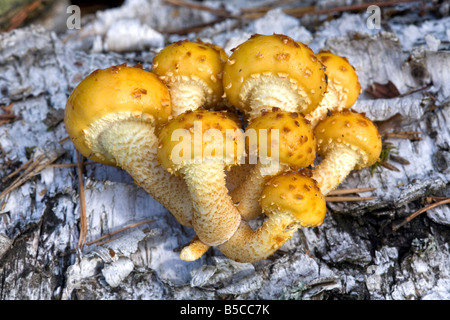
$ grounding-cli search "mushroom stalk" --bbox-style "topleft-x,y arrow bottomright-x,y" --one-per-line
180,162 -> 241,246
231,161 -> 286,221
217,212 -> 297,263
311,142 -> 361,196
96,120 -> 193,226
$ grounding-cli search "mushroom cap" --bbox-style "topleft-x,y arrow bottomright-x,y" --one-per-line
152,40 -> 227,106
314,109 -> 382,169
261,172 -> 327,227
223,34 -> 327,115
157,109 -> 244,173
317,51 -> 361,109
246,108 -> 316,169
65,64 -> 171,166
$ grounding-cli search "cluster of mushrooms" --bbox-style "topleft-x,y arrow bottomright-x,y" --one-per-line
64,34 -> 382,263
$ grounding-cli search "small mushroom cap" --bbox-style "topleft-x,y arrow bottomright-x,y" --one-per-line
261,172 -> 327,227
65,64 -> 171,166
152,40 -> 227,106
157,109 -> 244,173
223,34 -> 327,115
246,109 -> 316,169
314,109 -> 382,169
317,51 -> 361,109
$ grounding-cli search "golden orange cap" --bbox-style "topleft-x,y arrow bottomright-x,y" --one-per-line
64,63 -> 171,166
261,172 -> 327,227
245,108 -> 316,168
317,51 -> 361,109
314,109 -> 382,169
223,34 -> 327,115
157,109 -> 244,172
152,40 -> 227,107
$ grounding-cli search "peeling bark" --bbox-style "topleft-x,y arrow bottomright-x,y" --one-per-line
0,0 -> 449,300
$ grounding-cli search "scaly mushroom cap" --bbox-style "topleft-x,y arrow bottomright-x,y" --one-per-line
152,40 -> 227,111
246,108 -> 316,169
261,172 -> 327,227
223,34 -> 327,117
65,63 -> 171,166
317,51 -> 361,110
157,109 -> 244,173
314,109 -> 382,169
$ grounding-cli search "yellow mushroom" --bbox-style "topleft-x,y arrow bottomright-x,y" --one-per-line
305,51 -> 362,127
217,172 -> 327,263
223,34 -> 327,121
64,63 -> 193,227
179,108 -> 316,261
152,40 -> 227,116
311,109 -> 382,195
157,109 -> 245,246
232,108 -> 316,221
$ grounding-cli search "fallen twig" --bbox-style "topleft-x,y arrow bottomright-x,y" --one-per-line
392,197 -> 450,231
165,17 -> 228,35
325,196 -> 377,202
164,0 -> 232,17
164,0 -> 422,21
86,219 -> 155,246
382,131 -> 422,141
76,151 -> 87,251
328,187 -> 376,195
0,103 -> 21,126
47,161 -> 97,168
0,150 -> 64,201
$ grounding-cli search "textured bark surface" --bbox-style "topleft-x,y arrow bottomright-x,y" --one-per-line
0,0 -> 449,300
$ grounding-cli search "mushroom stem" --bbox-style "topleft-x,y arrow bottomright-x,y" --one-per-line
217,212 -> 297,263
242,76 -> 308,120
181,162 -> 242,246
98,120 -> 193,226
179,235 -> 211,261
231,161 -> 286,221
311,142 -> 361,196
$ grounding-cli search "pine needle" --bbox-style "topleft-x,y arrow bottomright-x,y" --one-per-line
392,197 -> 450,231
328,187 -> 376,195
86,219 -> 155,246
76,151 -> 87,251
325,196 -> 377,202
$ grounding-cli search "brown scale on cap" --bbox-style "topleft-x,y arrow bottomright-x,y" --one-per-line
65,64 -> 194,227
311,109 -> 382,195
152,40 -> 228,116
